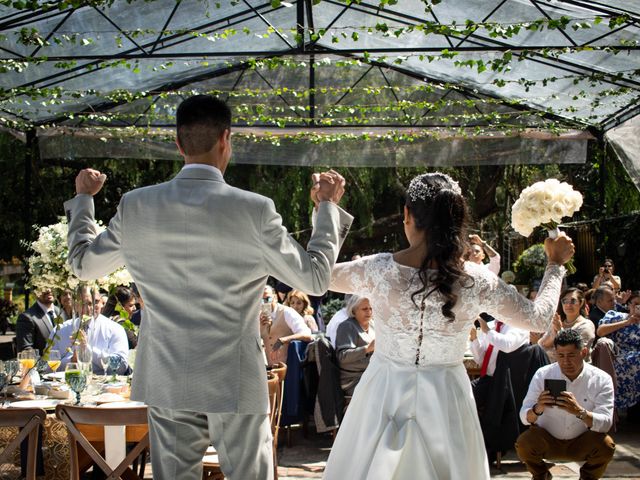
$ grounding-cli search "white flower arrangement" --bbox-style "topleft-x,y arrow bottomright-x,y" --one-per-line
511,179 -> 583,237
25,217 -> 133,294
511,179 -> 582,274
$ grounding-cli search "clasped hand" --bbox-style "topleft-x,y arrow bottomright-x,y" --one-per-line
310,169 -> 346,206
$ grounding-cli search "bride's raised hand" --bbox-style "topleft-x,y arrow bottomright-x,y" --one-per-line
544,233 -> 575,267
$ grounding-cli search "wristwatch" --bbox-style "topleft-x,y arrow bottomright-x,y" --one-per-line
576,408 -> 588,420
532,403 -> 543,416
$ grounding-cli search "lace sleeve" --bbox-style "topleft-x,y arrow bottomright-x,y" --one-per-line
473,263 -> 566,332
329,255 -> 375,295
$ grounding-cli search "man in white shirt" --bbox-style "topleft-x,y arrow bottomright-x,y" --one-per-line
51,285 -> 129,374
260,285 -> 311,365
515,329 -> 615,480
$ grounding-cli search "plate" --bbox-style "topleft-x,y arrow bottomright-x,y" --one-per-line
43,372 -> 65,381
8,399 -> 63,410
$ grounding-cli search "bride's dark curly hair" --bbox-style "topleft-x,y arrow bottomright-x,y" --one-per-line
406,173 -> 473,321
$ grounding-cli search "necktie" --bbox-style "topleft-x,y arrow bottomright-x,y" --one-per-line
46,311 -> 55,329
479,321 -> 503,377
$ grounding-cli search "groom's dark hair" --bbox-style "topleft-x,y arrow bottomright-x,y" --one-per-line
176,95 -> 232,155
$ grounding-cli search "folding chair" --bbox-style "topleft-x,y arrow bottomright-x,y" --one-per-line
0,407 -> 46,480
203,372 -> 279,480
55,404 -> 149,480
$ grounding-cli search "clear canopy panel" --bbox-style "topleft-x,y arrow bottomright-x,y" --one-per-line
0,0 -> 638,168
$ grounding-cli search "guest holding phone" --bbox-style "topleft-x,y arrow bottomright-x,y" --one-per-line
516,329 -> 615,480
596,291 -> 640,410
592,258 -> 621,292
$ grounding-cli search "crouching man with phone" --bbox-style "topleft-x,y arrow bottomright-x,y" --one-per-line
515,329 -> 615,480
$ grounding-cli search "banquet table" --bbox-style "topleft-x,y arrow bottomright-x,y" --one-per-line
0,380 -> 145,479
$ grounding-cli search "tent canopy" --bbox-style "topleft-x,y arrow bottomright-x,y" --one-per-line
0,0 -> 638,167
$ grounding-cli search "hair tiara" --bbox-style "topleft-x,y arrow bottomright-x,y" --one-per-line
407,172 -> 462,203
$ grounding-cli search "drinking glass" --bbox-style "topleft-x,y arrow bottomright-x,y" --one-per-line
100,352 -> 110,380
65,362 -> 87,405
47,350 -> 62,373
108,355 -> 122,383
18,349 -> 37,374
4,360 -> 19,384
0,361 -> 7,398
76,344 -> 93,375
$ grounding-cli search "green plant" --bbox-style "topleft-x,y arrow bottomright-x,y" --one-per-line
513,243 -> 547,286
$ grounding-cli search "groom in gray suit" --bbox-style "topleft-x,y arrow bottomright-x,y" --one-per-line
63,95 -> 352,479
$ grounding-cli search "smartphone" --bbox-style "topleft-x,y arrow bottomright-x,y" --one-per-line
544,379 -> 566,398
260,303 -> 271,316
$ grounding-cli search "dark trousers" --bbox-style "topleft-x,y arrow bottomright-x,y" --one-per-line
515,425 -> 616,480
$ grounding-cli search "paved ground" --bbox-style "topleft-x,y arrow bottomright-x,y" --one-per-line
276,417 -> 640,479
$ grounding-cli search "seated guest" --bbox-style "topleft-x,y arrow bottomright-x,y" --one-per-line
588,286 -> 616,332
539,287 -> 595,362
516,329 -> 615,480
50,285 -> 129,374
592,258 -> 621,292
285,290 -> 319,333
335,296 -> 374,396
597,291 -> 640,410
260,285 -> 312,365
58,289 -> 73,320
16,287 -> 60,353
103,285 -> 138,349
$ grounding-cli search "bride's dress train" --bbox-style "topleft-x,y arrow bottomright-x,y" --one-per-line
323,253 -> 564,480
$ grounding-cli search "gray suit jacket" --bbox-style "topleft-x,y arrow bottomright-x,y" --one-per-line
16,303 -> 59,353
64,166 -> 352,414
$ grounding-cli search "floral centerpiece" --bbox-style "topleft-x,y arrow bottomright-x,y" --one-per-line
511,179 -> 582,274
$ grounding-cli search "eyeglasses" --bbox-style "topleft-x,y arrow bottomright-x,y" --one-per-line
262,296 -> 273,304
561,298 -> 580,305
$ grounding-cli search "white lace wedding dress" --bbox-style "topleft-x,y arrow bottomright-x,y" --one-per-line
323,253 -> 565,480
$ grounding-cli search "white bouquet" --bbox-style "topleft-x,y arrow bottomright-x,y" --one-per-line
25,217 -> 133,294
511,179 -> 582,274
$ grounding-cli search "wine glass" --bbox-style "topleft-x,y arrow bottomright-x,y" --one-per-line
76,344 -> 93,375
47,350 -> 62,373
108,355 -> 122,383
100,352 -> 110,381
65,362 -> 87,405
18,348 -> 37,375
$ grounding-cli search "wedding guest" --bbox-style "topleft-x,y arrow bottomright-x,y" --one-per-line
260,285 -> 312,365
588,286 -> 616,331
466,234 -> 500,276
592,258 -> 621,292
102,286 -> 138,349
51,285 -> 129,373
596,291 -> 640,410
516,329 -> 615,480
16,287 -> 60,353
285,289 -> 319,333
335,296 -> 375,396
58,289 -> 73,320
129,283 -> 143,327
539,288 -> 595,362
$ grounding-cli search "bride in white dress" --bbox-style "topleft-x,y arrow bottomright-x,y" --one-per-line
323,173 -> 574,480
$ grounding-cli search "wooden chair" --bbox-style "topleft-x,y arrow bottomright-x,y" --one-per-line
203,372 -> 280,480
267,362 -> 287,453
0,407 -> 46,480
55,404 -> 149,480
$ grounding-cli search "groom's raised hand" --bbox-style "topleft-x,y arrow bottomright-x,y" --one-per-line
76,168 -> 107,196
311,169 -> 346,206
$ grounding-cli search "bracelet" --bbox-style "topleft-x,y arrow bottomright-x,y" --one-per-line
532,403 -> 543,416
576,408 -> 588,420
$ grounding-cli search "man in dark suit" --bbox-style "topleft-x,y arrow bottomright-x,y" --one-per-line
16,288 -> 59,353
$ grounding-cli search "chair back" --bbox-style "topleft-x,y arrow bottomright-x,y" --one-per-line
56,404 -> 149,480
0,407 -> 46,480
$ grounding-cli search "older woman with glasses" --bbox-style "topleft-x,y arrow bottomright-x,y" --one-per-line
538,287 -> 595,362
